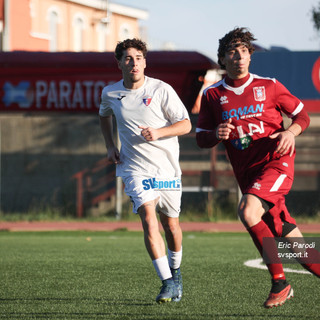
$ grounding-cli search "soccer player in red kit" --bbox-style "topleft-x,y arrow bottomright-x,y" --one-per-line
196,27 -> 320,308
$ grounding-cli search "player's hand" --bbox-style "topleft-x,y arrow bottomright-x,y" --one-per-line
216,118 -> 235,140
269,130 -> 295,157
107,145 -> 121,164
138,126 -> 160,141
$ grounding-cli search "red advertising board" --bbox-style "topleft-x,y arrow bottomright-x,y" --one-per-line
0,51 -> 215,113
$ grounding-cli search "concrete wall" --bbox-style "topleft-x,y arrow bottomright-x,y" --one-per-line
1,113 -> 320,218
0,114 -> 108,213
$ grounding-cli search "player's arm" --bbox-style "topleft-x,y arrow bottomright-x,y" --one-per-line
196,130 -> 219,148
99,115 -> 121,164
270,110 -> 310,157
195,89 -> 234,148
196,118 -> 235,148
269,123 -> 300,157
270,84 -> 310,156
138,118 -> 191,141
270,109 -> 310,157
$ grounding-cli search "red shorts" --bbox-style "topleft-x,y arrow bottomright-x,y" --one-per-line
240,156 -> 296,236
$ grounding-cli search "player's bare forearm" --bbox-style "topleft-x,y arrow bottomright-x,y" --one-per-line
286,123 -> 302,137
99,115 -> 115,149
99,115 -> 121,163
269,123 -> 303,157
139,118 -> 191,141
159,118 -> 191,137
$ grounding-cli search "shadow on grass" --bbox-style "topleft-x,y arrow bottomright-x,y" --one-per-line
0,297 -> 306,320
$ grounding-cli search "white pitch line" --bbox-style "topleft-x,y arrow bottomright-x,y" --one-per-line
244,258 -> 311,275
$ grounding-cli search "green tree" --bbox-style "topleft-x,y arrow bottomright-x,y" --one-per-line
311,2 -> 320,33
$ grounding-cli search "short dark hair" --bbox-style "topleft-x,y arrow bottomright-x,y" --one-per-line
114,38 -> 148,61
217,27 -> 256,69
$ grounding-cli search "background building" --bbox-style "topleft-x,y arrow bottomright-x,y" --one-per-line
0,1 -> 319,221
0,0 -> 148,52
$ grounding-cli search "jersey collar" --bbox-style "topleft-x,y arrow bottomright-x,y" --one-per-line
222,73 -> 254,95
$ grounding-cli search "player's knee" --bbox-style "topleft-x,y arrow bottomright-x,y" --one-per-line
238,206 -> 248,225
166,221 -> 180,236
142,218 -> 158,236
161,216 -> 180,236
139,208 -> 158,234
238,206 -> 260,228
238,195 -> 265,228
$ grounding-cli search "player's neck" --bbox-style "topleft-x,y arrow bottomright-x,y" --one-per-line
123,76 -> 146,90
225,73 -> 250,88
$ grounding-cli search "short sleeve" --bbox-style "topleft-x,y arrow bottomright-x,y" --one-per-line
196,91 -> 216,131
161,84 -> 189,124
99,87 -> 114,117
275,80 -> 303,118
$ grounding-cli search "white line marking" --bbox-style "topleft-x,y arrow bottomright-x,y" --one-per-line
244,258 -> 311,274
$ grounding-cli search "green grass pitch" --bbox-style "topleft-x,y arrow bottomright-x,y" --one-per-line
0,231 -> 319,319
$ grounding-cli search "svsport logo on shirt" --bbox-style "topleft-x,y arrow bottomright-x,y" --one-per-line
142,178 -> 181,191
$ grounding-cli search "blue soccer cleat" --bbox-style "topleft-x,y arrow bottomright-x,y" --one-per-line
156,278 -> 178,304
171,268 -> 183,302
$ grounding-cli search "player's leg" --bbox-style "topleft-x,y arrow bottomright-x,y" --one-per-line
159,214 -> 183,271
159,213 -> 182,254
238,194 -> 292,308
240,164 -> 298,308
138,200 -> 178,303
157,188 -> 183,301
159,213 -> 183,301
123,176 -> 177,303
284,226 -> 320,278
139,199 -> 166,260
239,194 -> 285,280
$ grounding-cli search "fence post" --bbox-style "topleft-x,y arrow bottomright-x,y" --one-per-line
72,170 -> 87,218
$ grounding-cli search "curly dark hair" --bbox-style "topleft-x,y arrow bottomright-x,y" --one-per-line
114,38 -> 148,61
217,27 -> 256,69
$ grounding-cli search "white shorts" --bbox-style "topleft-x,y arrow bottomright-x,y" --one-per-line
122,175 -> 182,218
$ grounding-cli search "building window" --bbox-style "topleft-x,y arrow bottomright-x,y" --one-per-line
73,16 -> 85,52
119,24 -> 132,41
97,22 -> 108,52
49,10 -> 58,52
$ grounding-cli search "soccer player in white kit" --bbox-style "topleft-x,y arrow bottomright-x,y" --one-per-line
99,39 -> 191,303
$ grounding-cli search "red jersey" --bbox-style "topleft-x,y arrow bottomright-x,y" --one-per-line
196,73 -> 305,185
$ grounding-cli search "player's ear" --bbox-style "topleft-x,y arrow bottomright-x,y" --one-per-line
218,57 -> 225,68
117,59 -> 122,70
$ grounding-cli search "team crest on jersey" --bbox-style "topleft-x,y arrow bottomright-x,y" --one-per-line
253,86 -> 266,102
143,96 -> 152,106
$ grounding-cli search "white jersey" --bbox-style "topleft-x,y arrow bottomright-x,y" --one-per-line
99,76 -> 189,178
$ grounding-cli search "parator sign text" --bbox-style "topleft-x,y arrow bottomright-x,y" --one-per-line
1,79 -> 114,112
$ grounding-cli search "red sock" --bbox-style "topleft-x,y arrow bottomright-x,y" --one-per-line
300,248 -> 320,278
248,220 -> 285,280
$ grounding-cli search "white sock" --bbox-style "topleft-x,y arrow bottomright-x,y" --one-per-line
152,256 -> 172,281
168,247 -> 182,269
